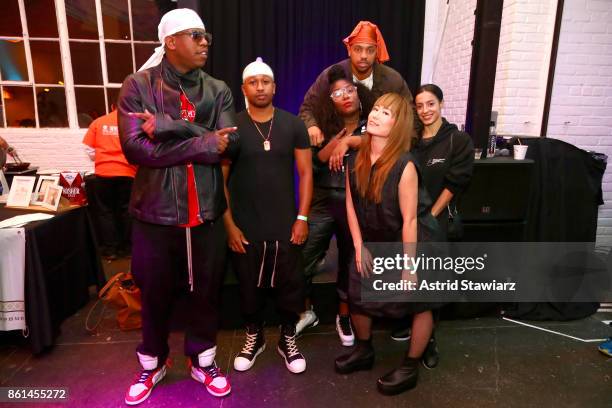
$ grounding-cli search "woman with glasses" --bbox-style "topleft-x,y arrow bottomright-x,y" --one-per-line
297,65 -> 374,346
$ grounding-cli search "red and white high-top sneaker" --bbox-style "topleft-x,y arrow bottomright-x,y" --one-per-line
124,353 -> 169,405
188,360 -> 231,397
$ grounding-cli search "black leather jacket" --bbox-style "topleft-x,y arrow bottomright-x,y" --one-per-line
117,58 -> 239,225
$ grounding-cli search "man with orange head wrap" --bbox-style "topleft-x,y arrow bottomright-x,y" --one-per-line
299,21 -> 412,147
296,21 -> 413,338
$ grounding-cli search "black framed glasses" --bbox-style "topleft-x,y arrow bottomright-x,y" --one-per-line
174,30 -> 212,45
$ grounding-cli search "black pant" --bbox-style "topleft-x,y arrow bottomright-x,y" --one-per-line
92,176 -> 133,254
131,219 -> 227,366
302,189 -> 353,302
231,240 -> 304,327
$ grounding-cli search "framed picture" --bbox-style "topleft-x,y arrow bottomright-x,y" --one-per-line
32,175 -> 60,205
41,184 -> 63,211
6,176 -> 36,207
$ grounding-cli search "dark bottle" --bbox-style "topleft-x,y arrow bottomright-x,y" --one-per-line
487,121 -> 497,157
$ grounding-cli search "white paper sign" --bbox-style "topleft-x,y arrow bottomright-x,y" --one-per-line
0,228 -> 26,331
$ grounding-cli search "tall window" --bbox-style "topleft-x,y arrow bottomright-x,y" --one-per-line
0,0 -> 170,129
0,0 -> 66,128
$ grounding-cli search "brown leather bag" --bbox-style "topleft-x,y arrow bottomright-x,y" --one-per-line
86,272 -> 142,332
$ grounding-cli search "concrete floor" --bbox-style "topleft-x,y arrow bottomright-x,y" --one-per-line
1,256 -> 611,408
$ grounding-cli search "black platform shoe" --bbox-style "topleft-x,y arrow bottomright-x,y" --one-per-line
377,356 -> 419,395
335,338 -> 374,374
422,335 -> 439,369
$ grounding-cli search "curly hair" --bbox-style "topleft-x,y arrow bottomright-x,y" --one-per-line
312,65 -> 375,141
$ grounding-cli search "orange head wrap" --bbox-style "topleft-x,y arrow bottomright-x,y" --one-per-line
342,21 -> 390,63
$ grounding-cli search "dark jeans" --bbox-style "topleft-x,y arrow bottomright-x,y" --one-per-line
302,188 -> 353,302
131,219 -> 227,366
92,176 -> 133,254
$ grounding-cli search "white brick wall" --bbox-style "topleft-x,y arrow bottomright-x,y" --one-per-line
492,0 -> 557,136
427,0 -> 477,126
424,0 -> 611,244
0,128 -> 93,173
547,0 -> 612,246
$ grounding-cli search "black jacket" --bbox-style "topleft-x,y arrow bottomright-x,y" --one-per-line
413,118 -> 474,205
118,58 -> 239,225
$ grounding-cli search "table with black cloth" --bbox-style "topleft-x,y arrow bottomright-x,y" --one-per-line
0,204 -> 105,354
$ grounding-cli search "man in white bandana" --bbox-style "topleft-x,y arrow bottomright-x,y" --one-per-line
221,58 -> 312,374
117,8 -> 238,404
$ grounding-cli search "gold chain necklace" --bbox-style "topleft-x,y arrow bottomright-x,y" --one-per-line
249,108 -> 275,151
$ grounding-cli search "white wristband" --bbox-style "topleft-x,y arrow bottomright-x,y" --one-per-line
297,215 -> 308,222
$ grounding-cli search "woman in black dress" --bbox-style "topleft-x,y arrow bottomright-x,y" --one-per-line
335,93 -> 441,395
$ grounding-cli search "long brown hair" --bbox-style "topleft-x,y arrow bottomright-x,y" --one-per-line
353,93 -> 414,203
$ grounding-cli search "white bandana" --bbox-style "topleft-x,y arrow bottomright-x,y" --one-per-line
242,57 -> 274,109
242,57 -> 274,82
138,8 -> 205,72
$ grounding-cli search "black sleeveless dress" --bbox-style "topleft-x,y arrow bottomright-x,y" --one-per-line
347,151 -> 444,318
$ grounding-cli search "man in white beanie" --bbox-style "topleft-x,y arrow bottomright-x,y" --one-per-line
221,58 -> 312,374
117,8 -> 237,404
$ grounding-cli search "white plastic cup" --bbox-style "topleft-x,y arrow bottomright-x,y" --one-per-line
514,145 -> 528,160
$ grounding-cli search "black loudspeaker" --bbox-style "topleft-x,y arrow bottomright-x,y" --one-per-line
458,157 -> 534,242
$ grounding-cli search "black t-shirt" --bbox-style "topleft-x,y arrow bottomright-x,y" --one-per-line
229,108 -> 310,241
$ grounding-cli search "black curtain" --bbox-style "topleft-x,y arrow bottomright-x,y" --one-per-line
194,0 -> 425,113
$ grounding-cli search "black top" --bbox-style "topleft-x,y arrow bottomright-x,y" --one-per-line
310,121 -> 367,215
229,108 -> 310,241
347,151 -> 440,243
412,118 -> 474,203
